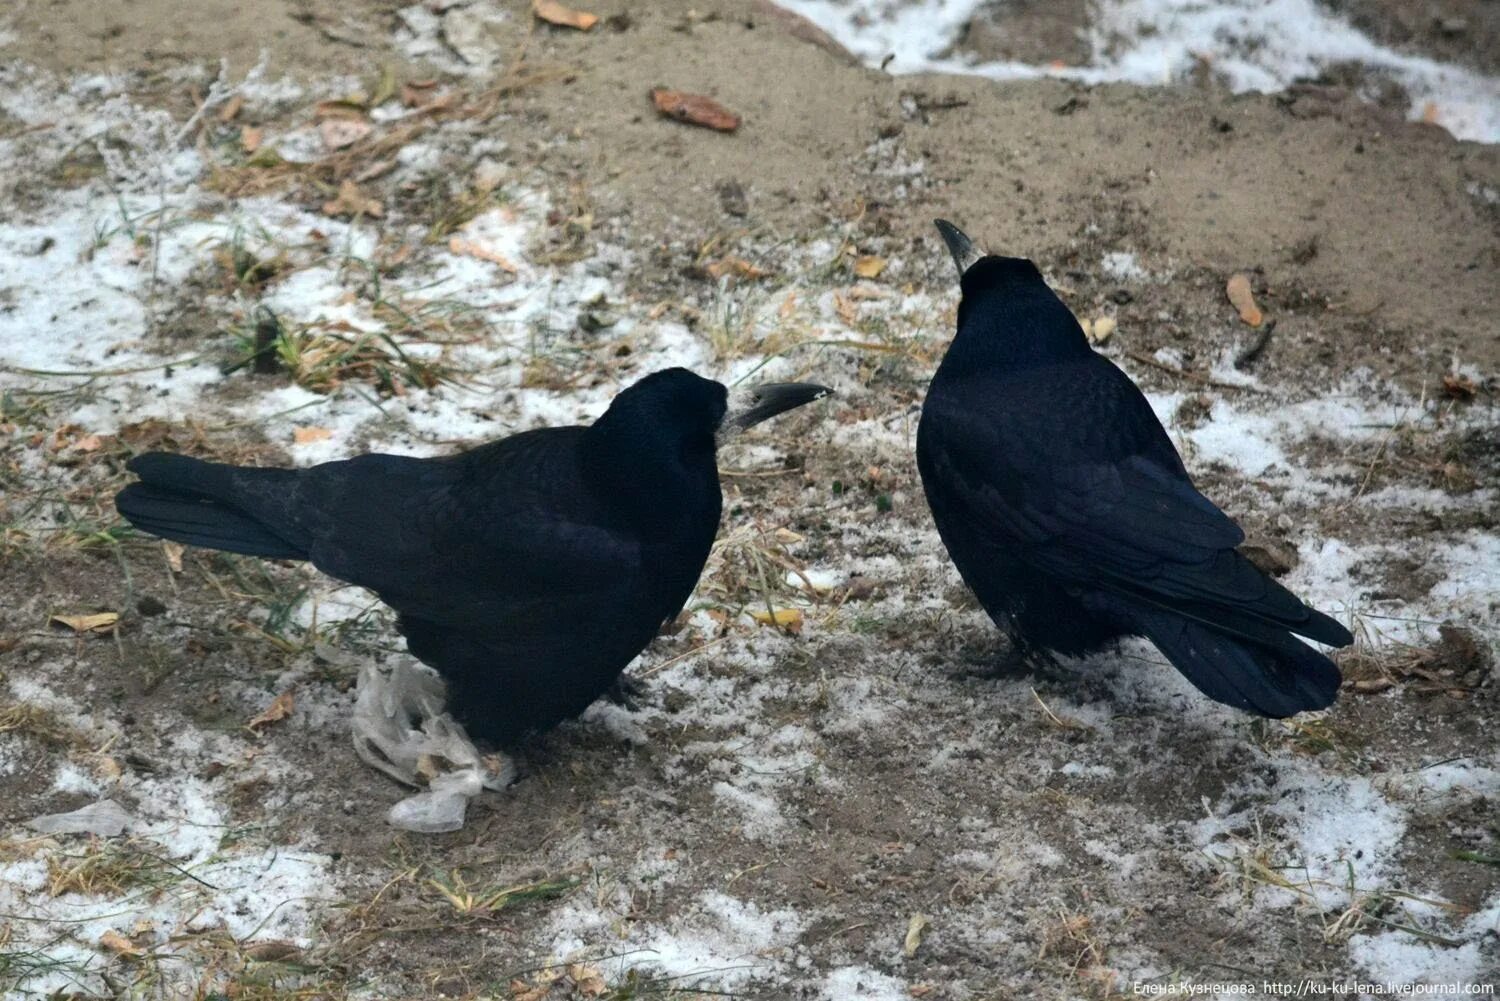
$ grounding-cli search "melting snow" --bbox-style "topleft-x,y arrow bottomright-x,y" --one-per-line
779,0 -> 1500,142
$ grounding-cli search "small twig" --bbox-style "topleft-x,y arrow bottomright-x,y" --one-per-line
1124,350 -> 1266,393
1233,319 -> 1275,370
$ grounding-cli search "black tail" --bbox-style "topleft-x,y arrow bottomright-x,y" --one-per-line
1082,590 -> 1343,716
1131,604 -> 1342,717
115,453 -> 307,560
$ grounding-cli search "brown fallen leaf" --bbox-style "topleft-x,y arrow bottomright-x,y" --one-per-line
217,94 -> 244,123
50,612 -> 120,634
1226,273 -> 1263,327
240,125 -> 264,154
533,0 -> 598,30
568,963 -> 608,997
1442,372 -> 1477,400
833,290 -> 858,326
243,940 -> 303,962
73,433 -> 103,452
401,79 -> 442,108
322,180 -> 383,218
246,690 -> 295,732
292,426 -> 333,444
705,256 -> 768,280
448,237 -> 519,272
314,99 -> 369,120
163,541 -> 185,573
99,929 -> 143,957
852,255 -> 886,279
319,118 -> 372,151
650,88 -> 741,132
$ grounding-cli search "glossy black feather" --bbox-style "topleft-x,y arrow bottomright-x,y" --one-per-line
917,244 -> 1351,717
114,368 -> 804,746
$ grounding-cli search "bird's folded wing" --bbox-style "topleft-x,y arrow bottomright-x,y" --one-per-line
929,418 -> 1345,645
277,440 -> 646,639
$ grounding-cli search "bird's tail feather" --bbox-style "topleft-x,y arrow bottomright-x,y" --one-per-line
116,453 -> 306,560
1127,603 -> 1342,717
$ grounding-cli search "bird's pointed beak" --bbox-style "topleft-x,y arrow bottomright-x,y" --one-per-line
725,382 -> 832,432
934,219 -> 982,278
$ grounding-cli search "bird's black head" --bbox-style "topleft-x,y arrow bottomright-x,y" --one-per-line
594,367 -> 730,463
585,368 -> 829,535
933,219 -> 1092,370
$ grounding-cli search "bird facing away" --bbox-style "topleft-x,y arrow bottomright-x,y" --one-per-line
916,220 -> 1350,717
116,368 -> 830,762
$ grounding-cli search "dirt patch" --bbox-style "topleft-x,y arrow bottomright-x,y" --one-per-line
0,0 -> 404,79
945,0 -> 1093,66
1319,0 -> 1500,76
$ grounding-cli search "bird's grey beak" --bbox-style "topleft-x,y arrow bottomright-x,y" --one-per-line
725,382 -> 832,432
934,219 -> 982,278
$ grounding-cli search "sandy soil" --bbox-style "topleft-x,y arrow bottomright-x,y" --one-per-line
1,0 -> 1498,998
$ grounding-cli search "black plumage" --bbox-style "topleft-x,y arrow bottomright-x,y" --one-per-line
116,368 -> 828,745
916,221 -> 1350,717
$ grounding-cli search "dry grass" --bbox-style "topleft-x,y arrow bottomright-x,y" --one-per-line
45,838 -> 192,897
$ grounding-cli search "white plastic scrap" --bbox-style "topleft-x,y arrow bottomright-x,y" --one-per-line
350,661 -> 515,833
27,798 -> 133,837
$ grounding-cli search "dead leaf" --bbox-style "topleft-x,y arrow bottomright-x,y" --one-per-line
1085,315 -> 1116,344
163,541 -> 185,574
834,290 -> 858,326
1226,273 -> 1263,327
218,94 -> 244,123
292,426 -> 333,444
314,99 -> 369,120
401,79 -> 441,108
705,256 -> 768,280
749,607 -> 803,633
240,125 -> 264,154
73,433 -> 103,452
99,930 -> 143,957
852,255 -> 886,279
904,913 -> 930,957
567,963 -> 608,996
49,612 -> 120,634
533,0 -> 599,30
1442,372 -> 1477,400
243,940 -> 303,962
650,88 -> 741,132
448,237 -> 519,272
246,690 -> 295,732
322,180 -> 383,218
319,118 -> 372,151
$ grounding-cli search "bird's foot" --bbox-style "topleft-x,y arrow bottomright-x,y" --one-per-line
961,639 -> 1062,680
351,662 -> 515,833
604,674 -> 647,711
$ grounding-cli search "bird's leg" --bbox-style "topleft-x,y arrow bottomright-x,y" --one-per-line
604,674 -> 647,710
962,629 -> 1063,679
350,661 -> 516,793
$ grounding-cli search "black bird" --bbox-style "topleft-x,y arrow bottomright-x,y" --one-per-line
116,368 -> 829,747
916,220 -> 1350,717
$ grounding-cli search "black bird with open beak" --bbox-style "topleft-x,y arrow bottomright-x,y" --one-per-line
918,220 -> 1350,717
116,367 -> 829,779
